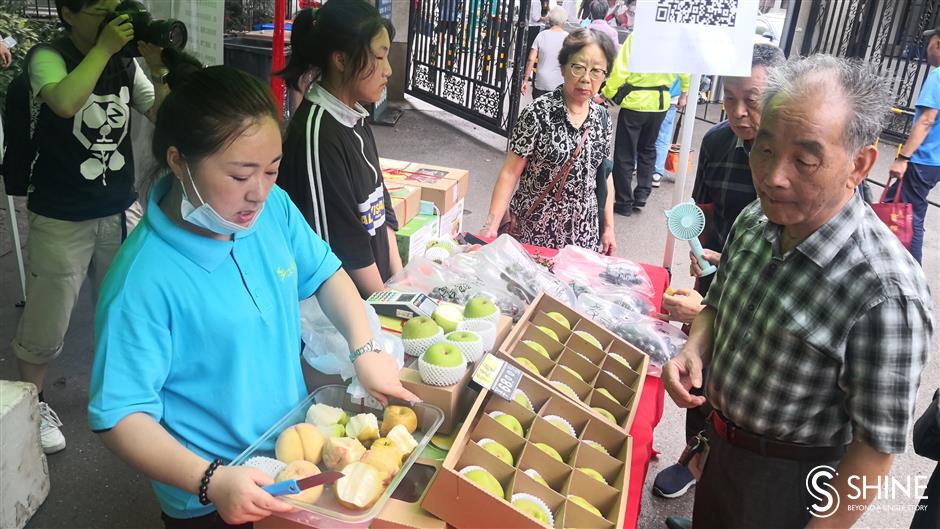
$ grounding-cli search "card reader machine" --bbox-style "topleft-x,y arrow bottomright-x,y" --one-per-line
367,290 -> 439,320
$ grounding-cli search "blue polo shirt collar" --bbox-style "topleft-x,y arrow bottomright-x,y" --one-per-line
147,175 -> 258,272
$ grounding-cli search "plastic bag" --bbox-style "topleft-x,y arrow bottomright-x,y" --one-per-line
300,296 -> 405,399
473,235 -> 576,309
553,245 -> 654,299
576,293 -> 686,367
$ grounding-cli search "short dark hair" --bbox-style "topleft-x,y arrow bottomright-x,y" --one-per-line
752,43 -> 785,70
589,0 -> 607,21
55,0 -> 103,30
279,1 -> 394,92
558,28 -> 616,73
152,65 -> 278,171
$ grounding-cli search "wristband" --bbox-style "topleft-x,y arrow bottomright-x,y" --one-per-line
350,338 -> 381,364
897,153 -> 911,161
198,458 -> 223,505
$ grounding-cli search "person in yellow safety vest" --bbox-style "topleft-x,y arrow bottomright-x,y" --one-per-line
602,32 -> 690,216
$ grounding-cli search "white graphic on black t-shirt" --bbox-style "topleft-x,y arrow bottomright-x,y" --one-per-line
72,86 -> 130,185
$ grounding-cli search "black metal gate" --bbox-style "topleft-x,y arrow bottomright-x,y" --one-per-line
406,0 -> 530,136
787,0 -> 938,140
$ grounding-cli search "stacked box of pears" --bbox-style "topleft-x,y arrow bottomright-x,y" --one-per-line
420,293 -> 649,528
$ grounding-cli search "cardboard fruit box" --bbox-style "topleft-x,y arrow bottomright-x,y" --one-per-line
422,359 -> 632,529
498,293 -> 650,432
387,184 -> 420,227
399,316 -> 513,435
380,158 -> 469,218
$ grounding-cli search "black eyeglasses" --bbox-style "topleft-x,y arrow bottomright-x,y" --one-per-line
569,63 -> 608,80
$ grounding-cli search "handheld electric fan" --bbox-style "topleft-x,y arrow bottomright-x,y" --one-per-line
665,201 -> 717,277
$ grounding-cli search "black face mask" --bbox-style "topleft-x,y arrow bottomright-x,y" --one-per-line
98,0 -> 187,57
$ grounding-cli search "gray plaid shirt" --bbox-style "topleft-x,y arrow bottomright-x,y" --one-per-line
703,194 -> 933,453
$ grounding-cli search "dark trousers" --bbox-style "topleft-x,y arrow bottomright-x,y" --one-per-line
692,424 -> 843,529
910,462 -> 940,529
887,161 -> 940,263
162,511 -> 252,529
613,108 -> 667,208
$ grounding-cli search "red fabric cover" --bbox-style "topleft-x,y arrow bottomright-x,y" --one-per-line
271,0 -> 287,118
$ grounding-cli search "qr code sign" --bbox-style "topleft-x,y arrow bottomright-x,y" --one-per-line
654,0 -> 738,27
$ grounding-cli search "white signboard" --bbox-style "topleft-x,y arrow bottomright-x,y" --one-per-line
629,0 -> 759,76
144,0 -> 224,66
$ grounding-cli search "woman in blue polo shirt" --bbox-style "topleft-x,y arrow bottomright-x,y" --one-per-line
87,64 -> 417,528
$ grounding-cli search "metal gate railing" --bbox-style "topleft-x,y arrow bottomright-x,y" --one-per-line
794,0 -> 938,141
406,0 -> 529,137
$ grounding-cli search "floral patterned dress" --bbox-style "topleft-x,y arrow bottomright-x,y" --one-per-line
508,87 -> 613,250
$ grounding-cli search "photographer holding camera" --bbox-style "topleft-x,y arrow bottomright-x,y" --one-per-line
11,0 -> 173,455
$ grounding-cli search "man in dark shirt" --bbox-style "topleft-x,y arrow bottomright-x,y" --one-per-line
653,43 -> 784,502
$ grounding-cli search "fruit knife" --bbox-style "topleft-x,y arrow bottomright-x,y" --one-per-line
263,470 -> 344,496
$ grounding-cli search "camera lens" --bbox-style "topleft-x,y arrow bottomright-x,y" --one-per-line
165,21 -> 187,49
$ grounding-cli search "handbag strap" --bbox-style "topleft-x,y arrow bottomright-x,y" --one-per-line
878,172 -> 905,203
519,126 -> 592,223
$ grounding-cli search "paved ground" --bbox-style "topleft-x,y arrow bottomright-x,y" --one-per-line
1,95 -> 937,529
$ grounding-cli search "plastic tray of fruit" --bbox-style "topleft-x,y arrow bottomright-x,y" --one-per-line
424,369 -> 632,529
230,385 -> 444,529
499,293 -> 649,432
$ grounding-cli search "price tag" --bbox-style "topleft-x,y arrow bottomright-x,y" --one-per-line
471,353 -> 522,402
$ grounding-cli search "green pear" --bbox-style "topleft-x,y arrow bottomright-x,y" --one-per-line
522,340 -> 550,358
489,411 -> 524,436
536,326 -> 560,342
512,389 -> 534,411
568,494 -> 602,518
432,302 -> 465,333
514,356 -> 541,374
578,467 -> 607,484
446,330 -> 480,343
460,466 -> 504,497
551,381 -> 579,399
575,330 -> 602,349
422,342 -> 465,368
523,468 -> 549,487
464,295 -> 499,318
583,440 -> 609,455
592,407 -> 617,423
545,311 -> 571,329
595,388 -> 620,406
478,438 -> 514,466
401,316 -> 441,340
543,415 -> 576,437
608,352 -> 631,370
534,442 -> 562,462
559,365 -> 584,381
511,494 -> 551,524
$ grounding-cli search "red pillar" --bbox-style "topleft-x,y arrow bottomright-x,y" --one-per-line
271,0 -> 287,119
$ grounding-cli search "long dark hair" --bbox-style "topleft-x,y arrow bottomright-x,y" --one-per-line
152,62 -> 277,170
279,1 -> 394,92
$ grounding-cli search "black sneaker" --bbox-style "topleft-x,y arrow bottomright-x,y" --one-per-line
665,516 -> 692,529
652,463 -> 696,498
614,205 -> 633,217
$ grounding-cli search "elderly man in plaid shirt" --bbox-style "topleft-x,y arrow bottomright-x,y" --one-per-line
664,55 -> 934,529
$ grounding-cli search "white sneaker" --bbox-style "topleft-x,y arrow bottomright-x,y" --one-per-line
652,173 -> 663,188
39,402 -> 66,454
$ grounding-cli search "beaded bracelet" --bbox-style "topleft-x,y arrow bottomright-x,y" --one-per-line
198,458 -> 223,505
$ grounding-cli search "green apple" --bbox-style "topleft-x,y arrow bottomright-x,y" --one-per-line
551,381 -> 579,400
464,295 -> 499,319
422,342 -> 465,368
559,365 -> 584,382
523,468 -> 549,487
522,340 -> 550,358
488,411 -> 524,436
578,467 -> 607,484
511,493 -> 551,525
402,316 -> 441,340
514,356 -> 541,374
575,330 -> 603,349
543,415 -> 576,437
545,311 -> 571,329
512,389 -> 534,411
568,494 -> 602,517
608,353 -> 631,370
592,407 -> 617,423
478,438 -> 514,466
536,326 -> 560,342
432,302 -> 465,333
460,466 -> 504,498
595,388 -> 620,406
427,239 -> 457,254
534,442 -> 563,462
446,330 -> 480,343
583,440 -> 609,455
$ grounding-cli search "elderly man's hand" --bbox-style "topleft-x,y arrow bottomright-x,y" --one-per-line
689,249 -> 720,277
661,288 -> 704,324
889,159 -> 908,181
0,39 -> 12,68
663,346 -> 707,409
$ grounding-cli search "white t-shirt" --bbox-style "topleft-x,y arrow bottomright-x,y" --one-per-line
532,29 -> 568,91
30,47 -> 155,115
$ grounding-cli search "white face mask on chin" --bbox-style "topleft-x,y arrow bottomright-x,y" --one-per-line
179,165 -> 263,236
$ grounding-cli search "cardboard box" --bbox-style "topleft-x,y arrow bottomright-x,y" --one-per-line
437,197 -> 464,239
400,316 -> 513,435
387,184 -> 420,228
380,158 -> 469,216
498,293 -> 650,433
257,459 -> 448,529
421,361 -> 633,529
396,213 -> 440,266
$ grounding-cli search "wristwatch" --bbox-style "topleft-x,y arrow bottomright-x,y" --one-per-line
349,338 -> 382,364
153,69 -> 169,85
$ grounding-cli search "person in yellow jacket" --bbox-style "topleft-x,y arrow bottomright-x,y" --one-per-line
602,32 -> 690,215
